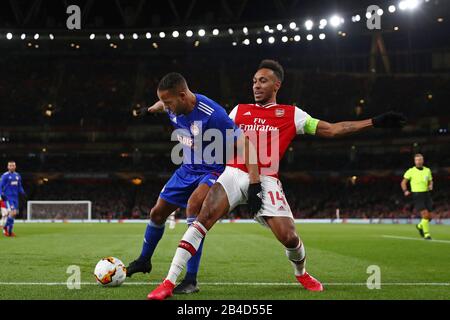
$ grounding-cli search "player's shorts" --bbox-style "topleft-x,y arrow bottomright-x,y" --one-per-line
6,199 -> 19,212
159,166 -> 222,208
217,166 -> 293,227
0,200 -> 7,216
412,192 -> 433,212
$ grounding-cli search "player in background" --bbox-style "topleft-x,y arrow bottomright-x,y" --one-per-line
127,73 -> 260,294
401,153 -> 434,240
1,161 -> 26,237
148,59 -> 407,300
0,196 -> 7,228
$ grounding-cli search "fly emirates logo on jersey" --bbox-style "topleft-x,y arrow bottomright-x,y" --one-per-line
238,118 -> 278,132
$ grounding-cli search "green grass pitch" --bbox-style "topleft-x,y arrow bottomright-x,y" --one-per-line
0,223 -> 449,300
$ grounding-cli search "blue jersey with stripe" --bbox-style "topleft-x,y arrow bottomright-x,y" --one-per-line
166,93 -> 240,175
1,171 -> 25,201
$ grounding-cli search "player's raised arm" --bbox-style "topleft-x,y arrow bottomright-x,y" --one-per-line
314,111 -> 406,138
132,100 -> 166,117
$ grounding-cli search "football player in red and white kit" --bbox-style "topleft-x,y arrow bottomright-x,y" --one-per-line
0,196 -> 7,228
148,60 -> 406,300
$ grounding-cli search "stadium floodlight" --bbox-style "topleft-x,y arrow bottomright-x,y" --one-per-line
281,36 -> 288,43
89,33 -> 95,40
145,32 -> 151,39
119,33 -> 124,40
34,33 -> 39,40
399,1 -> 407,10
132,33 -> 138,39
20,33 -> 26,40
232,41 -> 237,46
6,32 -> 13,40
256,38 -> 263,44
159,32 -> 166,38
399,0 -> 420,10
243,27 -> 249,34
49,34 -> 54,40
212,29 -> 219,36
228,28 -> 234,34
319,19 -> 327,29
243,38 -> 250,45
186,30 -> 193,37
268,36 -> 275,44
289,22 -> 297,29
294,35 -> 301,42
304,20 -> 313,30
389,5 -> 396,13
172,30 -> 179,38
319,33 -> 326,40
366,11 -> 372,19
306,34 -> 313,41
276,24 -> 283,31
330,15 -> 342,27
198,29 -> 206,37
377,8 -> 384,16
264,25 -> 270,32
352,15 -> 361,22
106,33 -> 111,40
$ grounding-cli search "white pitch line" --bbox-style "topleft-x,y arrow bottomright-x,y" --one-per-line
0,282 -> 449,286
382,235 -> 450,244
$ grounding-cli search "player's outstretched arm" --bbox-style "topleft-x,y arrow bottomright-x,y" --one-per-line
315,111 -> 406,138
132,101 -> 166,117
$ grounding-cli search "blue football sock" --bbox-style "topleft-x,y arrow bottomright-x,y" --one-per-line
4,216 -> 11,229
6,217 -> 14,234
138,220 -> 165,261
186,217 -> 204,282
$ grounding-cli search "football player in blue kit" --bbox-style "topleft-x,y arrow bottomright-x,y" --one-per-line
1,161 -> 26,237
127,73 -> 262,294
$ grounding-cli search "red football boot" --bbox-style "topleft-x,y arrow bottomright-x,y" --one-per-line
3,226 -> 9,237
147,279 -> 175,300
9,232 -> 16,237
296,272 -> 324,291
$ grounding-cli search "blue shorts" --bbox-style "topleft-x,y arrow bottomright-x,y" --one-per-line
159,166 -> 222,208
6,199 -> 19,212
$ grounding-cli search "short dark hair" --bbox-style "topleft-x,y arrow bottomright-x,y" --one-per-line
258,59 -> 284,82
158,72 -> 187,91
414,153 -> 424,158
8,160 -> 15,164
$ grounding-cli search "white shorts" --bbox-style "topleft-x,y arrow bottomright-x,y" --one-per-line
1,207 -> 8,217
217,166 -> 294,227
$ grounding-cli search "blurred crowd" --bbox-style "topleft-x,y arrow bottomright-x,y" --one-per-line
22,176 -> 450,220
1,57 -> 449,129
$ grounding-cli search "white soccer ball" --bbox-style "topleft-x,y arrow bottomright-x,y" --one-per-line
94,257 -> 126,287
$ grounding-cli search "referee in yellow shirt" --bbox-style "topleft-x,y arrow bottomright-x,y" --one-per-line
401,153 -> 434,240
